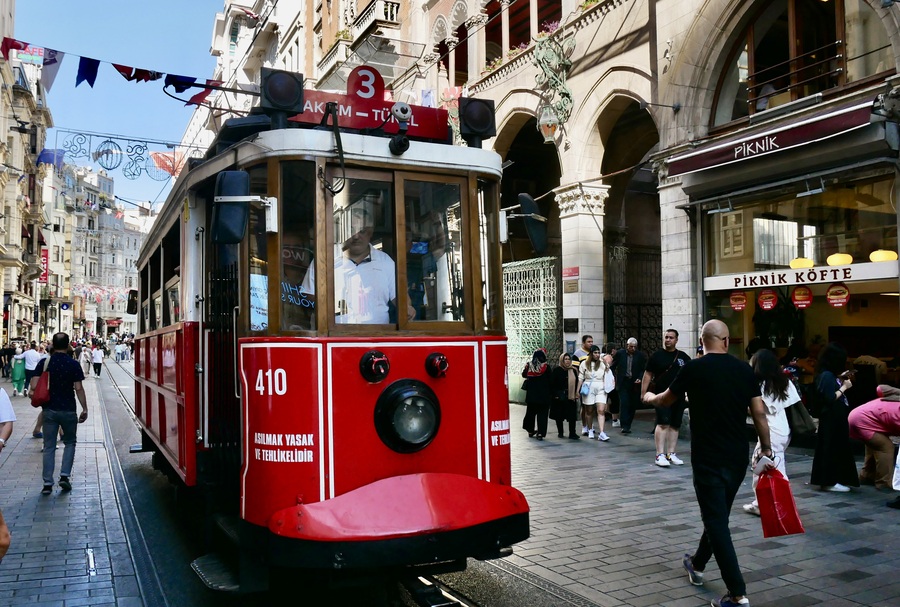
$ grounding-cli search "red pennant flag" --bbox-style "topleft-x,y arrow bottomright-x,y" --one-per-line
1,37 -> 29,60
133,69 -> 163,82
113,63 -> 135,80
186,79 -> 222,106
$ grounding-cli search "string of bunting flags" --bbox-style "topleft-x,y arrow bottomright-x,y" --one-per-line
71,284 -> 131,306
3,35 -> 228,181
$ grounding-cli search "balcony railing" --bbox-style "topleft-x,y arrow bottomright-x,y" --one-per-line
747,40 -> 843,113
352,0 -> 400,38
318,39 -> 352,78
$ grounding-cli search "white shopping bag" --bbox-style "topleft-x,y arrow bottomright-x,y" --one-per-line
894,444 -> 900,491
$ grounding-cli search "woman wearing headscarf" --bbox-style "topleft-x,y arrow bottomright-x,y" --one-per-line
550,353 -> 580,439
521,348 -> 551,440
810,342 -> 859,492
10,347 -> 25,397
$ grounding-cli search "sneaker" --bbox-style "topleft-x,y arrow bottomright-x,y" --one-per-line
581,427 -> 589,436
711,595 -> 749,607
655,454 -> 671,467
23,390 -> 28,397
742,503 -> 760,516
682,554 -> 704,586
597,431 -> 609,441
41,485 -> 52,495
667,453 -> 684,465
59,477 -> 72,492
621,428 -> 632,435
588,430 -> 595,440
822,483 -> 851,492
612,420 -> 621,427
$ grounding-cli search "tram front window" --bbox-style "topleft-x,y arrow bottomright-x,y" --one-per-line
303,175 -> 413,325
280,161 -> 317,331
404,180 -> 465,322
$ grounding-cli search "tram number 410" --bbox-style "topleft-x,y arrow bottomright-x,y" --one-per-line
255,369 -> 288,395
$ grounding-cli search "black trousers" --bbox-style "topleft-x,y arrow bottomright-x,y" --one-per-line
691,462 -> 747,597
522,401 -> 550,437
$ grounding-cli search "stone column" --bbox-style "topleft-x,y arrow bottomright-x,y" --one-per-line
500,0 -> 511,57
466,13 -> 488,84
554,182 -> 609,348
445,36 -> 459,87
530,0 -> 539,40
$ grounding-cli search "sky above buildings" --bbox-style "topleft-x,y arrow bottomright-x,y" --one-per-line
15,0 -> 223,209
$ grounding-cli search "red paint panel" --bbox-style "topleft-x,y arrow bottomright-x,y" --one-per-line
483,342 -> 512,486
328,342 -> 481,497
240,343 -> 323,527
161,331 -> 177,389
269,473 -> 528,541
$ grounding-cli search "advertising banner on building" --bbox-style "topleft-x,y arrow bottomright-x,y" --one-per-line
826,282 -> 850,308
757,288 -> 778,310
729,291 -> 747,311
39,248 -> 49,284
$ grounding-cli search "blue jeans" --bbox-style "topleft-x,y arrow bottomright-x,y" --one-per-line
691,462 -> 747,597
42,409 -> 79,486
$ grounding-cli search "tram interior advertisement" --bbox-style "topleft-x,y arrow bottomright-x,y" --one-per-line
130,68 -> 529,594
703,172 -> 900,404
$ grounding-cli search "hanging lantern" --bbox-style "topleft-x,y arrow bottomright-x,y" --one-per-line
536,105 -> 559,144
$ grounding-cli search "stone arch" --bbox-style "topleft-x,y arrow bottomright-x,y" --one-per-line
450,1 -> 468,30
661,0 -> 900,147
431,15 -> 451,46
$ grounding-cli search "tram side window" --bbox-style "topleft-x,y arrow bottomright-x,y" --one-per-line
404,180 -> 465,322
477,179 -> 503,331
316,176 -> 404,325
247,165 -> 270,333
280,161 -> 316,331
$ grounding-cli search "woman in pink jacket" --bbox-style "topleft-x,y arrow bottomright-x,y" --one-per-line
848,385 -> 900,490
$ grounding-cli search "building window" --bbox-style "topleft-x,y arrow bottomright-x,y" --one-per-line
713,0 -> 893,126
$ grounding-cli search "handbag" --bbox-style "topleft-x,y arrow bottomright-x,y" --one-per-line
603,368 -> 615,393
580,381 -> 591,397
31,357 -> 51,408
786,401 -> 816,437
756,469 -> 805,538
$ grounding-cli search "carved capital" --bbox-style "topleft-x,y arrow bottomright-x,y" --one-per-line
445,35 -> 460,50
554,183 -> 609,218
422,52 -> 440,65
465,13 -> 489,29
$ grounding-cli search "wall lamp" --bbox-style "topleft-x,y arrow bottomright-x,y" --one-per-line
639,100 -> 681,114
796,178 -> 825,198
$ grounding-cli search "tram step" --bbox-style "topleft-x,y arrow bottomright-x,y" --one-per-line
190,553 -> 240,592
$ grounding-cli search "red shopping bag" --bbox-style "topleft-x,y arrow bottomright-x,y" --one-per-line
756,469 -> 805,538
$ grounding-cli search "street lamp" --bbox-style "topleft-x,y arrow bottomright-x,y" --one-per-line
537,105 -> 559,144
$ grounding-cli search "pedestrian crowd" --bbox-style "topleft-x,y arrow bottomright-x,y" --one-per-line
521,321 -> 900,607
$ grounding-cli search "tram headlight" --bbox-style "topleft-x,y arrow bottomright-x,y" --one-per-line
374,380 -> 441,453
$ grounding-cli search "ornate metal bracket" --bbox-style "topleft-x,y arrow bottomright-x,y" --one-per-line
532,31 -> 576,125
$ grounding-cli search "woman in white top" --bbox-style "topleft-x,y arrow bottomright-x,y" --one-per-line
577,346 -> 614,441
744,348 -> 800,515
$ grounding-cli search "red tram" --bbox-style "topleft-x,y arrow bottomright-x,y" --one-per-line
130,68 -> 529,591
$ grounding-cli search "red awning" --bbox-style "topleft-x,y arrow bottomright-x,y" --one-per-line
105,319 -> 122,326
21,224 -> 30,238
38,228 -> 46,245
667,98 -> 875,178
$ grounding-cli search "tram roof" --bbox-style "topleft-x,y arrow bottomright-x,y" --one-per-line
140,127 -> 503,263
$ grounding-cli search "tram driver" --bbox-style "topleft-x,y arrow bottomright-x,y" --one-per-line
300,201 -> 416,324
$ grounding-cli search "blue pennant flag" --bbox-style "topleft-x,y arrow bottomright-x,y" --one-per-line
76,57 -> 100,87
37,148 -> 66,170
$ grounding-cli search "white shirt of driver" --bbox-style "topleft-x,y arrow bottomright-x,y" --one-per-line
301,245 -> 396,324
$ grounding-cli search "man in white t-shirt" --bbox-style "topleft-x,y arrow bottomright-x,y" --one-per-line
300,205 -> 414,324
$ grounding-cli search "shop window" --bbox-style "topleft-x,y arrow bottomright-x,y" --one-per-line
705,174 -> 897,276
713,0 -> 893,126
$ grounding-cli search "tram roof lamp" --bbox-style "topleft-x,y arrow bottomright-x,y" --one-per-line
260,68 -> 305,129
537,105 -> 559,144
458,98 -> 496,148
